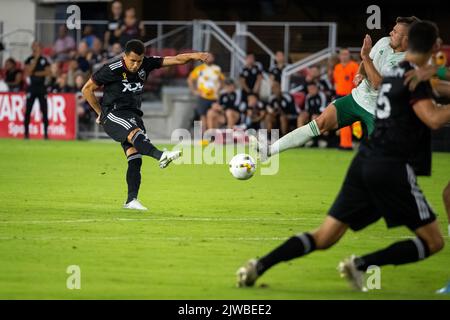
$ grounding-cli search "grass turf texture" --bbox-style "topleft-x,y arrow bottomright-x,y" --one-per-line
0,138 -> 449,299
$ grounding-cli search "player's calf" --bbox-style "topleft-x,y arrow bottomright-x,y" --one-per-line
128,129 -> 163,160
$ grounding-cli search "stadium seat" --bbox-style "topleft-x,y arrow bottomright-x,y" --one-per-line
292,91 -> 306,111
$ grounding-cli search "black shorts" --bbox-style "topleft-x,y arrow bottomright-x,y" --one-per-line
328,152 -> 436,231
102,110 -> 146,153
195,97 -> 215,117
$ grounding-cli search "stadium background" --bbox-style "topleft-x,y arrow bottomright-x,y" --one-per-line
0,0 -> 449,300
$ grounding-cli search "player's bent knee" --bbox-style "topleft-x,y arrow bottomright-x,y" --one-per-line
311,231 -> 335,250
443,182 -> 450,201
127,128 -> 141,143
126,147 -> 139,157
428,235 -> 445,254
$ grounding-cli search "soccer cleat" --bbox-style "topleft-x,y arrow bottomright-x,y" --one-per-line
236,259 -> 259,287
436,282 -> 450,294
248,135 -> 269,162
338,255 -> 368,292
159,149 -> 182,169
123,198 -> 148,211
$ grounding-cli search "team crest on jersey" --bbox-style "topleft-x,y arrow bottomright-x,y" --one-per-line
138,69 -> 146,80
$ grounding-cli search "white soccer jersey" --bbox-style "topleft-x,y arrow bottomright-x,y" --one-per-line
351,37 -> 406,114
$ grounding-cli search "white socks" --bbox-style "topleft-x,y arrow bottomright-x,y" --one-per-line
269,120 -> 320,156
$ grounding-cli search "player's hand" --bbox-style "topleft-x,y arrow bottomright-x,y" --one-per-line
404,65 -> 437,91
96,115 -> 101,124
198,52 -> 213,64
353,73 -> 364,86
361,34 -> 372,59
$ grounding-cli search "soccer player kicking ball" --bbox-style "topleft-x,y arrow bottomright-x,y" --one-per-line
82,39 -> 211,210
252,16 -> 419,159
237,21 -> 450,291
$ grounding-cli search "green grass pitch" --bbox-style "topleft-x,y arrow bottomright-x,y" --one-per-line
0,138 -> 449,299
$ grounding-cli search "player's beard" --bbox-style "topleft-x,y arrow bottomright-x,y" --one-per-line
389,38 -> 400,51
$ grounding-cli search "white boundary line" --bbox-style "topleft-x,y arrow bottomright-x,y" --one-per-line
0,235 -> 447,241
0,217 -> 324,224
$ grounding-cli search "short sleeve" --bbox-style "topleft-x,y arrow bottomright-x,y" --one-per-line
24,56 -> 32,65
239,68 -> 246,78
188,65 -> 201,80
219,93 -> 226,105
143,56 -> 163,73
91,64 -> 115,86
410,80 -> 433,105
43,57 -> 50,67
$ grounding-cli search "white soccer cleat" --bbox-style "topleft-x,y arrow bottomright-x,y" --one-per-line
338,255 -> 368,292
248,135 -> 269,162
236,258 -> 259,287
123,198 -> 148,211
159,149 -> 182,169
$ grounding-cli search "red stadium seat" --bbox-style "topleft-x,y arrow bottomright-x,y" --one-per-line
292,91 -> 306,111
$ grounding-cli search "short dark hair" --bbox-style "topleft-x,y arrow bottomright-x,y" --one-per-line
125,39 -> 145,55
6,57 -> 16,65
408,21 -> 439,54
224,78 -> 235,86
396,16 -> 421,26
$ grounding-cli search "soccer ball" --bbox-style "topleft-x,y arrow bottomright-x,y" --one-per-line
229,154 -> 256,180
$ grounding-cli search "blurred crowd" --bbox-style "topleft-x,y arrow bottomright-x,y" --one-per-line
0,0 -> 363,147
189,49 -> 362,148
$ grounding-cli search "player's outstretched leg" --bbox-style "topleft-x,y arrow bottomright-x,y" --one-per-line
128,129 -> 181,169
251,104 -> 339,161
340,220 -> 444,291
237,216 -> 347,287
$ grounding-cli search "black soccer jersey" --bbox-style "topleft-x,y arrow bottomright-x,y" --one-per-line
239,63 -> 263,92
24,55 -> 50,90
268,92 -> 298,115
91,56 -> 163,116
218,90 -> 242,111
305,92 -> 327,115
269,64 -> 285,83
362,61 -> 433,176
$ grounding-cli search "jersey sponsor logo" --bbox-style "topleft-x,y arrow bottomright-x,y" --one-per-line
122,82 -> 144,93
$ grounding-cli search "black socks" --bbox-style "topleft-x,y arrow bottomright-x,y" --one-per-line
131,130 -> 163,160
354,237 -> 430,271
257,233 -> 316,275
126,153 -> 142,204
